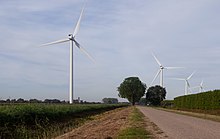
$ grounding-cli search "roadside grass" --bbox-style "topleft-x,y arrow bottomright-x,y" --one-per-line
117,106 -> 150,139
158,108 -> 220,122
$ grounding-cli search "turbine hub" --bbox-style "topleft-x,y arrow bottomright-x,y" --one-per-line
68,34 -> 73,40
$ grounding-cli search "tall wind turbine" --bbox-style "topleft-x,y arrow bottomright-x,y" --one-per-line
40,4 -> 94,104
172,72 -> 195,95
150,52 -> 183,87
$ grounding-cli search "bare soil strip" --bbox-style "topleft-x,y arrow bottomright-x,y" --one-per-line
56,107 -> 132,139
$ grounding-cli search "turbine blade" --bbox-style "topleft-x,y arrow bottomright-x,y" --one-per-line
39,38 -> 69,47
187,80 -> 191,88
73,40 -> 95,63
170,78 -> 185,81
189,87 -> 193,94
73,4 -> 85,37
165,67 -> 184,69
73,39 -> 81,49
200,80 -> 205,92
151,52 -> 162,66
187,71 -> 196,80
150,70 -> 161,86
200,80 -> 203,86
80,47 -> 96,63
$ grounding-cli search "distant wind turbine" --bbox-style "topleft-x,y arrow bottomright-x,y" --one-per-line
39,4 -> 94,104
172,72 -> 195,95
192,80 -> 205,93
150,52 -> 183,87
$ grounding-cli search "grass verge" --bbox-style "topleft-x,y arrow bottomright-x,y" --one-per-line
117,106 -> 150,139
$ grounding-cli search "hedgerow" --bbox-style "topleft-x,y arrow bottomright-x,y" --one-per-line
174,90 -> 220,110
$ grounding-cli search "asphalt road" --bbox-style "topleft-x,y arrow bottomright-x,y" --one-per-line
138,106 -> 220,139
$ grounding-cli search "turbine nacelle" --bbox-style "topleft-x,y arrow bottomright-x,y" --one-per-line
68,34 -> 74,40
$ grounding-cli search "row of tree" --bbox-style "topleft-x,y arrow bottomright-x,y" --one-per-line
0,98 -> 101,104
117,77 -> 167,106
0,98 -> 68,103
102,98 -> 118,104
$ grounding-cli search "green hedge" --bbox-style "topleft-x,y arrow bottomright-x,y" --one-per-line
174,90 -> 220,110
161,100 -> 174,108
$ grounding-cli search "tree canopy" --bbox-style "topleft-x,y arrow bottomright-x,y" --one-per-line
146,85 -> 166,106
117,77 -> 146,105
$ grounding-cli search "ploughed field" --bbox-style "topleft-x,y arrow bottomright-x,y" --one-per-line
0,103 -> 127,139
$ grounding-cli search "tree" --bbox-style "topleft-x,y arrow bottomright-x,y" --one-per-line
17,98 -> 25,103
146,85 -> 166,106
118,77 -> 146,105
102,98 -> 118,104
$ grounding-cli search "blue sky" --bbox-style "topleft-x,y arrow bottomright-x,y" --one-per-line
0,0 -> 220,102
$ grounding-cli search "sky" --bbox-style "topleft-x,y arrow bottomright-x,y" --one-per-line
0,0 -> 220,102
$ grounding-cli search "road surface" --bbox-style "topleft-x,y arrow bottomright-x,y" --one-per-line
138,106 -> 220,139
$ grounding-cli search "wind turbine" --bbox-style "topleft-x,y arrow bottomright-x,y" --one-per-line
198,80 -> 205,92
172,72 -> 195,95
40,4 -> 94,104
150,52 -> 183,87
192,80 -> 205,93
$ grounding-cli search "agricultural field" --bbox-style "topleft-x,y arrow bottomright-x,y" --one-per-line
0,103 -> 128,139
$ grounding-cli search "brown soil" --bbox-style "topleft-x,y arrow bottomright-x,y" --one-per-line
56,107 -> 132,139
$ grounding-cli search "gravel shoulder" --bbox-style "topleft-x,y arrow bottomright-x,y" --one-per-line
138,106 -> 220,139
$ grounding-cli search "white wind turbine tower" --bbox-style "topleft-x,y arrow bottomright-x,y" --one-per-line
172,72 -> 195,95
40,5 -> 94,104
150,52 -> 183,87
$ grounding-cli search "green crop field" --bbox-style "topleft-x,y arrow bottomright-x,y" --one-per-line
0,103 -> 127,139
